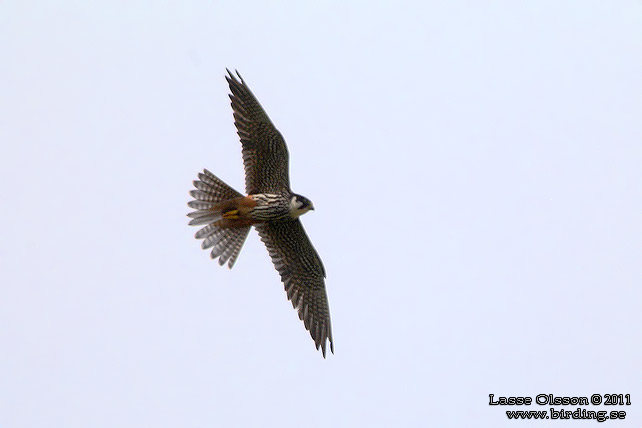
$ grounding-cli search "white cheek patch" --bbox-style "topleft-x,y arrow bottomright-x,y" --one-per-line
290,198 -> 301,211
289,198 -> 311,218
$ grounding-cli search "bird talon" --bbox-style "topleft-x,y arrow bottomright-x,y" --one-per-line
223,209 -> 240,219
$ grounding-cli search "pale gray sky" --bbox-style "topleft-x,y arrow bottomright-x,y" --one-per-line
1,1 -> 641,427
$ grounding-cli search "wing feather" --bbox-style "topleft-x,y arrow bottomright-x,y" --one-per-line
255,220 -> 334,357
225,70 -> 291,194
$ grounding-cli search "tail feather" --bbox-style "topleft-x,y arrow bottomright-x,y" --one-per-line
195,223 -> 218,240
202,227 -> 227,250
188,169 -> 251,268
198,169 -> 238,196
189,189 -> 220,203
187,210 -> 222,226
187,200 -> 220,210
222,230 -> 246,266
208,227 -> 250,267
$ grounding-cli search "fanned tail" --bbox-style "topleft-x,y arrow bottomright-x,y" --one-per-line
188,169 -> 251,268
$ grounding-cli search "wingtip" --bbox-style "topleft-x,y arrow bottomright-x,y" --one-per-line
316,334 -> 334,358
320,341 -> 334,359
225,68 -> 244,84
224,69 -> 234,85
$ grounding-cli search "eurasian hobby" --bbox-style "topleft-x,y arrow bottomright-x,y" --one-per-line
188,70 -> 333,357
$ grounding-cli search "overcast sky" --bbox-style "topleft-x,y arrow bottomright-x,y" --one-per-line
1,1 -> 641,427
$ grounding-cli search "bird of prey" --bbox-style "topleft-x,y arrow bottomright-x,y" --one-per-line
187,70 -> 333,357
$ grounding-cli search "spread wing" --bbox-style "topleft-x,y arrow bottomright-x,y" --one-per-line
226,69 -> 290,195
255,220 -> 334,357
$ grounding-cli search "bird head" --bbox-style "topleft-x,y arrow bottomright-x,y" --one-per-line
289,194 -> 315,218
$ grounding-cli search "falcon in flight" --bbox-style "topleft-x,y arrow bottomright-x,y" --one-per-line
188,70 -> 334,357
